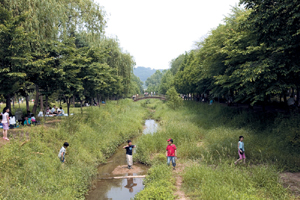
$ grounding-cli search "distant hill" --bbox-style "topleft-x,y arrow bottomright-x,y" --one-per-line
133,67 -> 163,83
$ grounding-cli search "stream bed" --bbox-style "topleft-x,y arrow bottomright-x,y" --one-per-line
86,119 -> 158,200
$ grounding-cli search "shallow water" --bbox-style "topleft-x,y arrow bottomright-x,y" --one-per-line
86,119 -> 158,200
143,119 -> 158,134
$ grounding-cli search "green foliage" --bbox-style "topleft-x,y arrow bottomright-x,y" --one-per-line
134,164 -> 176,200
183,164 -> 291,200
0,100 -> 146,199
145,70 -> 164,93
159,70 -> 174,95
168,4 -> 300,105
166,87 -> 183,110
129,74 -> 144,95
170,54 -> 185,75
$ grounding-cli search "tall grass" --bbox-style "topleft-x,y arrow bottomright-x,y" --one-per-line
134,164 -> 176,200
0,99 -> 147,199
135,100 -> 297,199
183,163 -> 291,200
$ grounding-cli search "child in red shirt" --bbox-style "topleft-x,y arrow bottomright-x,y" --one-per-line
166,138 -> 177,170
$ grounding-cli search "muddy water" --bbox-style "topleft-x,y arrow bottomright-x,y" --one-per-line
86,119 -> 158,200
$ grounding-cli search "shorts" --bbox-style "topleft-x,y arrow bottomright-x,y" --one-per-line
126,154 -> 133,166
2,123 -> 9,130
59,156 -> 65,163
239,151 -> 246,159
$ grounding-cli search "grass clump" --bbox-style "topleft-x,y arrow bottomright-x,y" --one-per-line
0,99 -> 146,200
183,163 -> 292,200
134,164 -> 176,200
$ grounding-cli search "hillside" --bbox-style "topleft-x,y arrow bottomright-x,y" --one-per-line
133,66 -> 163,83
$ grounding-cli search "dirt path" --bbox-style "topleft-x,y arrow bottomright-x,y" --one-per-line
173,162 -> 190,200
280,172 -> 300,197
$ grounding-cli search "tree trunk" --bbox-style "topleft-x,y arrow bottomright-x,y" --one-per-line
297,87 -> 300,106
40,95 -> 44,112
12,94 -> 15,109
73,96 -> 75,107
80,100 -> 83,114
67,97 -> 70,117
26,95 -> 29,111
44,95 -> 48,121
97,94 -> 100,108
283,92 -> 287,105
5,94 -> 11,111
32,85 -> 39,114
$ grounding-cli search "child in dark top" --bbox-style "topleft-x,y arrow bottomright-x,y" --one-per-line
123,140 -> 136,169
166,138 -> 177,170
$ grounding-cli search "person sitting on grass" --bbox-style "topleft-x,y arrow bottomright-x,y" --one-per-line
51,106 -> 58,115
24,116 -> 31,126
234,136 -> 246,165
57,107 -> 65,116
58,142 -> 69,163
123,140 -> 136,169
166,138 -> 177,170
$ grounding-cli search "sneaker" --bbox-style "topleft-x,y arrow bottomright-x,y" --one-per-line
5,137 -> 9,141
173,167 -> 176,170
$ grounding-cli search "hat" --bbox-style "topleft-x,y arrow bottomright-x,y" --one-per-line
167,138 -> 173,143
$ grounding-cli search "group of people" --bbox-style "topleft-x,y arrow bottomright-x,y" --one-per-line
46,106 -> 65,117
58,136 -> 246,168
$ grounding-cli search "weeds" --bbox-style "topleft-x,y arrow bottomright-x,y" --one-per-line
0,99 -> 146,199
135,100 -> 297,199
134,164 -> 176,200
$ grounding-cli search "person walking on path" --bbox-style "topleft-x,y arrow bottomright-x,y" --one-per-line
123,140 -> 136,169
234,136 -> 246,165
2,107 -> 10,141
166,138 -> 177,170
58,142 -> 69,163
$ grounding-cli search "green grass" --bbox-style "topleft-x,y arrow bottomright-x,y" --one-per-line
0,99 -> 147,200
183,163 -> 291,200
135,99 -> 297,199
134,164 -> 176,200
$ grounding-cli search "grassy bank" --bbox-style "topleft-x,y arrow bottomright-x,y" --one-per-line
0,99 -> 147,200
135,100 -> 298,199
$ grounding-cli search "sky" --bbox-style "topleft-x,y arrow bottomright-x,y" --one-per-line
95,0 -> 241,69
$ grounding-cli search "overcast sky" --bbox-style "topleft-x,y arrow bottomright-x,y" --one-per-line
96,0 -> 241,69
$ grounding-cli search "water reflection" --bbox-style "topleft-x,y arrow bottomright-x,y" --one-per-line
86,119 -> 159,200
143,119 -> 158,134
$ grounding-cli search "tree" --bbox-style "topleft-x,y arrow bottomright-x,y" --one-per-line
166,87 -> 183,110
159,70 -> 174,95
0,5 -> 30,109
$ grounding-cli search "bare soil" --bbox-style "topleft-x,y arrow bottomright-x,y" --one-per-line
174,162 -> 190,200
111,165 -> 144,175
280,172 -> 300,197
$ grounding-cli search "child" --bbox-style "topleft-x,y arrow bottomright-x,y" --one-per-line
31,114 -> 36,125
58,142 -> 69,163
166,138 -> 177,170
123,140 -> 136,169
234,136 -> 246,165
1,107 -> 10,141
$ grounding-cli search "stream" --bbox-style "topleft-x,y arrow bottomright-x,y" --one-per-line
86,119 -> 158,200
